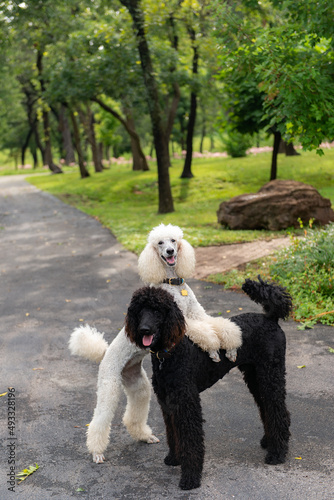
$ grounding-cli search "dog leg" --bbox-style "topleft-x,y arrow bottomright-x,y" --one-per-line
161,410 -> 180,466
87,329 -> 147,463
185,318 -> 221,362
172,391 -> 204,490
255,365 -> 290,465
208,316 -> 242,361
122,361 -> 159,444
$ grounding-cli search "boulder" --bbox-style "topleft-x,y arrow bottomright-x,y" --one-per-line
217,180 -> 334,230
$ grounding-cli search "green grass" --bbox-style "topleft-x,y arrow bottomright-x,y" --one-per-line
25,149 -> 334,253
0,149 -> 54,176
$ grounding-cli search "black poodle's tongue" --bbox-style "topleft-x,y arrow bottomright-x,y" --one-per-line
143,335 -> 153,347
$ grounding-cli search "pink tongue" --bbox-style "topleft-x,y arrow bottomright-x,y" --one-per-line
167,256 -> 175,264
143,335 -> 154,347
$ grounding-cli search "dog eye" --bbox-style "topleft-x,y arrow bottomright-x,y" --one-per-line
158,241 -> 163,245
171,239 -> 176,243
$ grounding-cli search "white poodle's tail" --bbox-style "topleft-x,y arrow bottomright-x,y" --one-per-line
69,325 -> 109,363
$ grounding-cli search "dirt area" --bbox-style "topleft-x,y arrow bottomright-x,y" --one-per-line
193,237 -> 291,279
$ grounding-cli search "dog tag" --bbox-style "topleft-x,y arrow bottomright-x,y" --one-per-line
181,289 -> 188,296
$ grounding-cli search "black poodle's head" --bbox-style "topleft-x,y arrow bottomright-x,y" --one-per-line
125,286 -> 186,352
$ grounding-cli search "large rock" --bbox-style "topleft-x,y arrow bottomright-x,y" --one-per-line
217,180 -> 334,230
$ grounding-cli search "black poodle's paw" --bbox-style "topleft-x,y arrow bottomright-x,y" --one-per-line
164,453 -> 181,466
265,451 -> 286,465
260,435 -> 268,449
179,473 -> 201,490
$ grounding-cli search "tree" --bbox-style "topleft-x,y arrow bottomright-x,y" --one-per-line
119,0 -> 175,213
215,0 -> 334,179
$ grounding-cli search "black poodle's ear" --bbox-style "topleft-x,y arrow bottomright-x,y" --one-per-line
125,288 -> 144,345
161,295 -> 186,349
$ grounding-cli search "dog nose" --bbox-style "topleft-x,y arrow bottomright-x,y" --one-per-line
166,248 -> 174,255
139,326 -> 152,336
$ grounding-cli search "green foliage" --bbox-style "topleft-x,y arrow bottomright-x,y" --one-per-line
215,0 -> 334,153
208,221 -> 334,328
269,222 -> 334,328
224,130 -> 253,158
17,463 -> 39,484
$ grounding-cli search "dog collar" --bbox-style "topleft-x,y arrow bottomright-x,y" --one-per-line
150,342 -> 176,361
162,278 -> 184,285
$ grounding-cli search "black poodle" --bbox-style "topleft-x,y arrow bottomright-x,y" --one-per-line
125,277 -> 292,491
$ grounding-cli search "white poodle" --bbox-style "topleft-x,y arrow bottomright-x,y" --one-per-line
69,224 -> 242,464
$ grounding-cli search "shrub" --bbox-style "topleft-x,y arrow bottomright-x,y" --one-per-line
224,131 -> 253,158
269,222 -> 334,328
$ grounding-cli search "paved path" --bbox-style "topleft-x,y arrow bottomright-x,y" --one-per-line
194,238 -> 291,279
0,176 -> 333,499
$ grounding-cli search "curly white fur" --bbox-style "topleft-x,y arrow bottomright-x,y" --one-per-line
69,325 -> 159,463
69,223 -> 242,464
69,325 -> 108,363
138,224 -> 242,360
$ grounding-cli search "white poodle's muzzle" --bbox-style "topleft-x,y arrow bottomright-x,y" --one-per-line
158,239 -> 178,266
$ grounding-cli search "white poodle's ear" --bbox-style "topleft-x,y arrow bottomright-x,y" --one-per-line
176,239 -> 195,278
138,243 -> 166,284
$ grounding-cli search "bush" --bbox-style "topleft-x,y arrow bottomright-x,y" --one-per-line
224,131 -> 253,158
269,222 -> 334,328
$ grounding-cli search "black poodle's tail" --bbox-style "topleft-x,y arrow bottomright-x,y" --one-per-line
242,276 -> 293,322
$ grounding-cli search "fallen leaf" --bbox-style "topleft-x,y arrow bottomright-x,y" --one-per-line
65,299 -> 71,303
25,313 -> 30,317
86,423 -> 90,427
328,347 -> 334,354
226,310 -> 231,313
79,319 -> 84,322
0,392 -> 8,397
32,367 -> 44,371
297,365 -> 306,369
238,308 -> 243,310
106,279 -> 111,283
16,463 -> 39,484
294,457 -> 302,460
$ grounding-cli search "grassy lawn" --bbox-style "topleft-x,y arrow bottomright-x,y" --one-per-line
26,149 -> 334,253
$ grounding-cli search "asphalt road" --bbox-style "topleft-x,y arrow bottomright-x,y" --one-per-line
0,175 -> 333,500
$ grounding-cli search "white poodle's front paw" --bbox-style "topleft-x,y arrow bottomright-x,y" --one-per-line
92,453 -> 105,463
146,434 -> 160,444
209,350 -> 221,362
226,348 -> 237,362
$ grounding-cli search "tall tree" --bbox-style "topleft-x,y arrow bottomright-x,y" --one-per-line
215,0 -> 334,179
119,0 -> 175,213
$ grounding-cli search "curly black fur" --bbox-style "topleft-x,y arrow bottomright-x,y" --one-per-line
125,278 -> 291,491
242,275 -> 293,320
125,286 -> 186,352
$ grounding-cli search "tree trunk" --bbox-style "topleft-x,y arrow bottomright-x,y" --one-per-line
42,110 -> 63,173
92,97 -> 149,171
278,139 -> 301,156
164,13 -> 181,166
78,106 -> 103,173
59,104 -> 76,164
270,130 -> 281,181
285,142 -> 300,156
199,119 -> 206,154
181,27 -> 199,179
124,108 -> 149,171
31,147 -> 38,168
36,50 -> 63,174
70,111 -> 90,179
120,0 -> 174,213
21,127 -> 33,166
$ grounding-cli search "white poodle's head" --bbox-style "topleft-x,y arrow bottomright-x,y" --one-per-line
138,224 -> 195,284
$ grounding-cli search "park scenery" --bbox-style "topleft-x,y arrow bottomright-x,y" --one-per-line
0,1 -> 334,498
